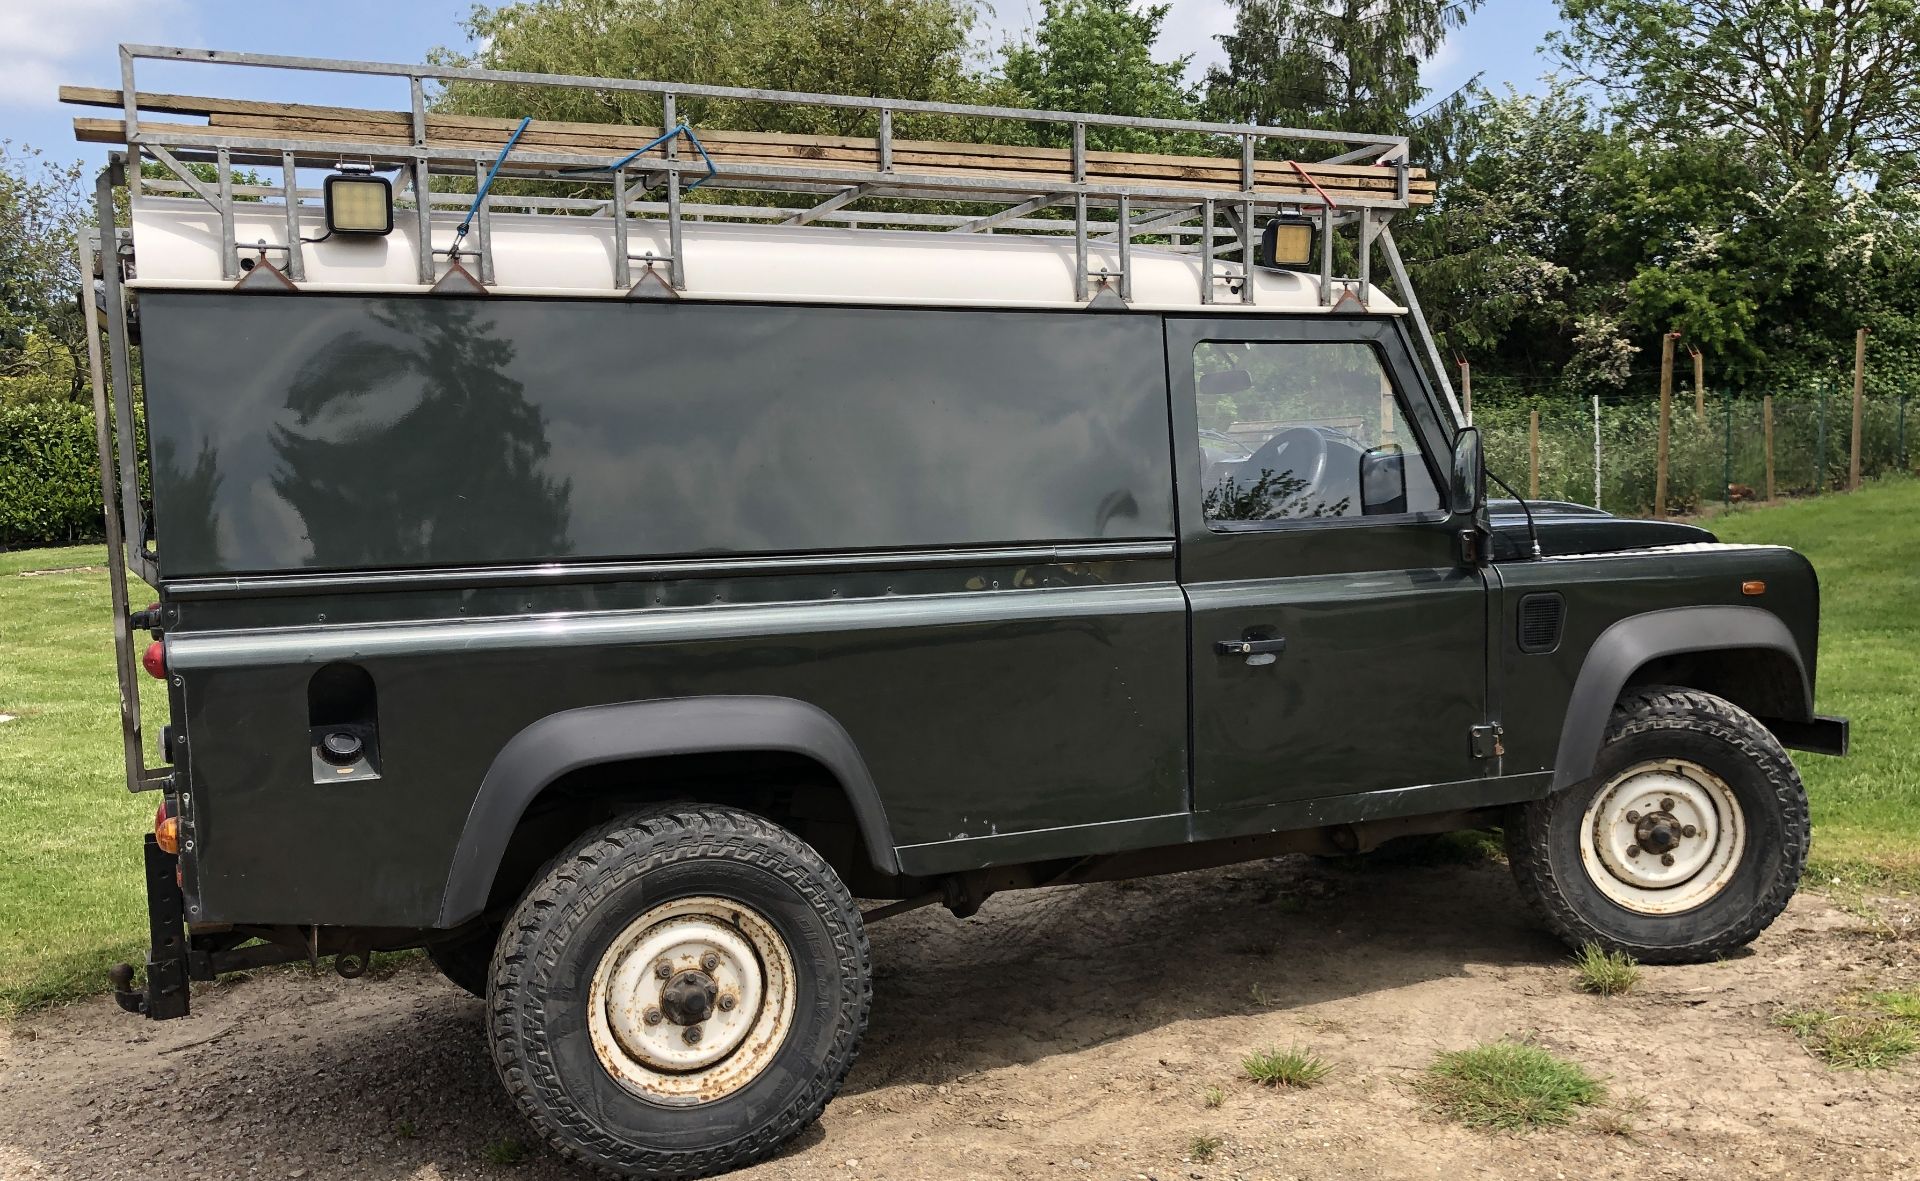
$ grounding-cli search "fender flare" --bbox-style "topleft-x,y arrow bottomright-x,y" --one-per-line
436,696 -> 897,927
1550,605 -> 1811,791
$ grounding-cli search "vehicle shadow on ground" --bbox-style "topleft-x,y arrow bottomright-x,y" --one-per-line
0,854 -> 1566,1180
843,851 -> 1564,1096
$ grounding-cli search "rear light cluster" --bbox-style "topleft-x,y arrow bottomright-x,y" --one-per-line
142,639 -> 167,679
154,798 -> 181,856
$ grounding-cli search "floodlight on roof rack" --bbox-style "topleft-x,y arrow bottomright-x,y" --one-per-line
1257,215 -> 1317,271
323,170 -> 392,236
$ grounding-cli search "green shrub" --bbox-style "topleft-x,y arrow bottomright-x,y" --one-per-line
0,401 -> 145,550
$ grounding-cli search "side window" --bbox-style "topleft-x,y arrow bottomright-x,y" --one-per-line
1192,340 -> 1441,525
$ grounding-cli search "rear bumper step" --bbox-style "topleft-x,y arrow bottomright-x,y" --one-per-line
111,835 -> 191,1019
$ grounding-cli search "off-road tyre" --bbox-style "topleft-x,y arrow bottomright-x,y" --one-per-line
1506,686 -> 1808,964
487,804 -> 870,1180
424,924 -> 497,999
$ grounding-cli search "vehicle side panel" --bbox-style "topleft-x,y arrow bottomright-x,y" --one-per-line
172,561 -> 1188,926
138,293 -> 1193,928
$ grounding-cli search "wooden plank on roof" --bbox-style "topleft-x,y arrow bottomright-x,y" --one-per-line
71,84 -> 1428,184
69,87 -> 1435,204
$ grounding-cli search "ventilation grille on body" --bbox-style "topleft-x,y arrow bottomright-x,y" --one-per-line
1517,592 -> 1565,654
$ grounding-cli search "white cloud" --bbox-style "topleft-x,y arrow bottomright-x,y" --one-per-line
0,0 -> 192,107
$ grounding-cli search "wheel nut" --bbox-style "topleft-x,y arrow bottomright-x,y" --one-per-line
655,961 -> 673,980
683,1026 -> 703,1045
1626,811 -> 1640,823
1627,845 -> 1640,857
1661,853 -> 1675,866
643,1007 -> 663,1026
718,994 -> 737,1012
1661,798 -> 1675,811
1682,824 -> 1697,838
700,952 -> 720,972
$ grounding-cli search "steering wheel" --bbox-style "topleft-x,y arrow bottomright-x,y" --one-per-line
1243,426 -> 1330,502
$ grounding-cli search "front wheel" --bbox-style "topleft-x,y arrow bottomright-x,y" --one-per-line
488,804 -> 871,1179
1507,686 -> 1809,964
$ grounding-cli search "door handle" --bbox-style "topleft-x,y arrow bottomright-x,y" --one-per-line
1215,637 -> 1287,657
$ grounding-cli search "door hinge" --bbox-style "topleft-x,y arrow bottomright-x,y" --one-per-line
1470,724 -> 1505,759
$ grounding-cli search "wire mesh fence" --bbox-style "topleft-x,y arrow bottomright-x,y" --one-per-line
1473,387 -> 1915,516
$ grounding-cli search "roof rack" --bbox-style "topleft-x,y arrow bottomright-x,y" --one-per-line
65,44 -> 1458,401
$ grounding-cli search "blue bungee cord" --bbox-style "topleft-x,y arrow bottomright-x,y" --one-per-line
447,115 -> 532,259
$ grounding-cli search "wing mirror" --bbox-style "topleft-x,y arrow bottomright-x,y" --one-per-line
1198,369 -> 1253,397
1449,426 -> 1487,516
1359,444 -> 1408,515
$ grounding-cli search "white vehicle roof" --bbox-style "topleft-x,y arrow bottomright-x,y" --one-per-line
129,198 -> 1405,314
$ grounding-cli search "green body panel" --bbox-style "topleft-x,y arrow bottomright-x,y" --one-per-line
1162,316 -> 1491,815
171,560 -> 1189,925
1490,543 -> 1820,776
128,292 -> 1832,931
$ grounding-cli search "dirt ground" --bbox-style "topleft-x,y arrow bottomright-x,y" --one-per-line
2,855 -> 1916,1181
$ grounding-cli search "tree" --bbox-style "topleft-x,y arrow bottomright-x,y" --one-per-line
0,144 -> 88,403
1552,0 -> 1920,187
1403,80 -> 1920,392
1001,0 -> 1198,152
1202,0 -> 1484,137
432,0 -> 1004,137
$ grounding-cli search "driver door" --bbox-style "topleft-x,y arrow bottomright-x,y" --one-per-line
1167,316 -> 1490,819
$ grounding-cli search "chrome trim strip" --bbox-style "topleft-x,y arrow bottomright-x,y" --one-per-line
167,582 -> 1185,670
163,541 -> 1177,600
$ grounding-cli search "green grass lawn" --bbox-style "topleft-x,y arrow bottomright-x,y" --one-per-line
0,545 -> 162,1015
1712,476 -> 1920,885
0,480 -> 1915,1015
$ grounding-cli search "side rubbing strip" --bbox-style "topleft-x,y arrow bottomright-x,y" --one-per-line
167,583 -> 1181,671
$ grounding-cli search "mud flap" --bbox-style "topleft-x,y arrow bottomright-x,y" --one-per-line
110,835 -> 190,1019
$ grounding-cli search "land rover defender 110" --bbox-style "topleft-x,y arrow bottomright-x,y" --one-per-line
68,46 -> 1847,1180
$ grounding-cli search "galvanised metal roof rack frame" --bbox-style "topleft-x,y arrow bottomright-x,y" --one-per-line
64,45 -> 1453,389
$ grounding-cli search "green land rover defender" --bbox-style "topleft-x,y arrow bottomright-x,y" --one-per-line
74,47 -> 1847,1180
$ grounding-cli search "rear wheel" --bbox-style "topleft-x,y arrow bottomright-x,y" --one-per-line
488,804 -> 870,1179
1506,686 -> 1808,964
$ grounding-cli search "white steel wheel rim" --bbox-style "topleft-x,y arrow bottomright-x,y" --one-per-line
587,895 -> 797,1105
1579,759 -> 1746,915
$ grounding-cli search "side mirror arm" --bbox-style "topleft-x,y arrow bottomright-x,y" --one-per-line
1450,426 -> 1492,566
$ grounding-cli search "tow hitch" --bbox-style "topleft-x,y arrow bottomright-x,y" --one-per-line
109,835 -> 191,1019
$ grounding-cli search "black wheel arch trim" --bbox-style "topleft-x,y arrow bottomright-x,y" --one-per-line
436,695 -> 898,927
1550,605 -> 1813,791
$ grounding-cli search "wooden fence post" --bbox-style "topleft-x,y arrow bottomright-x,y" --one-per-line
1763,394 -> 1775,501
1457,358 -> 1472,425
1655,332 -> 1677,518
1851,327 -> 1868,490
1529,409 -> 1540,498
1691,346 -> 1705,424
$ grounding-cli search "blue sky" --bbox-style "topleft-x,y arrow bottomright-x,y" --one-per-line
1,0 -> 1564,166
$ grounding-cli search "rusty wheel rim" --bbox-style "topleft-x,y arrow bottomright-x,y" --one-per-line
1578,759 -> 1746,916
587,895 -> 797,1105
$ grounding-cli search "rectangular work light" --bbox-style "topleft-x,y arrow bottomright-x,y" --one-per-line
323,172 -> 394,235
1258,215 -> 1317,271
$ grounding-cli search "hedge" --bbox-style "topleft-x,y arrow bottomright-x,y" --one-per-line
0,401 -> 145,550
